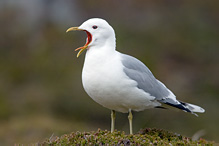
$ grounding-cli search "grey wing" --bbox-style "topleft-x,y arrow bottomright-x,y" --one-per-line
121,54 -> 202,114
121,54 -> 170,100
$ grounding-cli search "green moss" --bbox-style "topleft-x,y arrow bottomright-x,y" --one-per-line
41,128 -> 213,145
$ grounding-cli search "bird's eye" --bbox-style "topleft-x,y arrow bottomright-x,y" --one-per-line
92,25 -> 98,29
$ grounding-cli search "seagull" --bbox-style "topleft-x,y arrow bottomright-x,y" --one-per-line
66,18 -> 205,134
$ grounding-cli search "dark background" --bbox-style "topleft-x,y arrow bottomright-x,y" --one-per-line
0,0 -> 218,145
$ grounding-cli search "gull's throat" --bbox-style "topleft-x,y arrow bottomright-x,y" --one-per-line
75,30 -> 92,57
85,31 -> 92,46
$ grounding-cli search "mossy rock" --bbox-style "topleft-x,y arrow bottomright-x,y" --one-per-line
42,128 -> 213,145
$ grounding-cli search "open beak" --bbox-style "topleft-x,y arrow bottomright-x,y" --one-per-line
66,27 -> 92,57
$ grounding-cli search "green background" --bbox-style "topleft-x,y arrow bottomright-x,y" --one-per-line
0,0 -> 218,145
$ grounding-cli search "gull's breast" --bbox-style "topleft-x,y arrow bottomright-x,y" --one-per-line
81,50 -> 159,113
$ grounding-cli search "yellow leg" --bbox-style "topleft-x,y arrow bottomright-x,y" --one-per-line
128,109 -> 133,134
111,110 -> 116,133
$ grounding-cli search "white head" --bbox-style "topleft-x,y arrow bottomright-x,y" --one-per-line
66,18 -> 116,57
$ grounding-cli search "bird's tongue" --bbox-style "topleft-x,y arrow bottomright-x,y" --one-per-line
75,31 -> 92,57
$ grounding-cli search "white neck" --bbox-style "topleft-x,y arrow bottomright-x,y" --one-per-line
83,38 -> 117,72
91,30 -> 116,50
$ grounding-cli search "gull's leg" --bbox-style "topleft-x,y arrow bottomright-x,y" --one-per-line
128,109 -> 133,134
111,110 -> 116,133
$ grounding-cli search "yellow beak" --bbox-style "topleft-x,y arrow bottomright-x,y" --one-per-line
66,27 -> 90,57
66,27 -> 83,32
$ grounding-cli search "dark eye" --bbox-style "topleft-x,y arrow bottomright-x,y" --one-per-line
92,25 -> 98,29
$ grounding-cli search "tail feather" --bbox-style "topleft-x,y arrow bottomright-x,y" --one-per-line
160,99 -> 205,116
180,101 -> 205,113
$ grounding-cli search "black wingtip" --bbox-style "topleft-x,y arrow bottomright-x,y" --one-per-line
164,102 -> 191,113
155,106 -> 168,110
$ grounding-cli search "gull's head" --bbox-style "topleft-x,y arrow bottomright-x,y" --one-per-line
66,18 -> 115,57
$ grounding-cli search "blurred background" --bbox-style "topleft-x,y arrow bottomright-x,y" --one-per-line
0,0 -> 218,145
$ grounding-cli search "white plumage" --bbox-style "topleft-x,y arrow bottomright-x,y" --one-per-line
82,50 -> 160,113
66,18 -> 205,134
